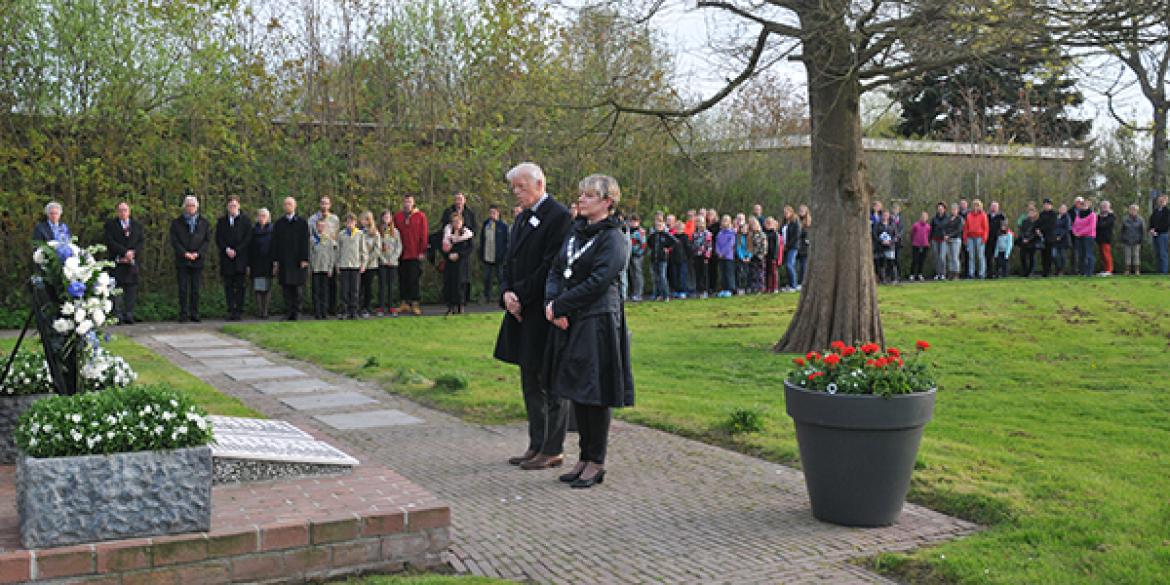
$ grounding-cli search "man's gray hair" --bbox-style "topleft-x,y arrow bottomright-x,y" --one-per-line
44,201 -> 62,215
257,207 -> 270,217
183,195 -> 199,207
506,162 -> 545,185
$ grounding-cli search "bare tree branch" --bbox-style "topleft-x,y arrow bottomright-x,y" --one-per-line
696,1 -> 802,37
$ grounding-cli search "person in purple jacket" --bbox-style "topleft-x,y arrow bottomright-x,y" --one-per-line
714,215 -> 737,298
909,212 -> 931,281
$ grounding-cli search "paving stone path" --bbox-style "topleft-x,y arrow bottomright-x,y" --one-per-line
130,323 -> 978,584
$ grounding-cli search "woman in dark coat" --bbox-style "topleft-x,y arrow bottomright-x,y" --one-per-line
247,208 -> 275,318
441,214 -> 474,315
543,174 -> 635,489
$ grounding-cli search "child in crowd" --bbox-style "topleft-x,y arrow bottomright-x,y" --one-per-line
715,215 -> 736,297
358,211 -> 381,318
309,217 -> 337,319
670,218 -> 692,298
764,217 -> 781,293
378,210 -> 402,316
336,213 -> 366,319
909,212 -> 931,281
735,220 -> 752,295
441,213 -> 474,315
627,214 -> 647,301
994,222 -> 1013,278
691,216 -> 712,299
747,217 -> 767,293
647,215 -> 675,301
873,210 -> 898,284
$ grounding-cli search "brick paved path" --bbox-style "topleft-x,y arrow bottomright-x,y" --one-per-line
130,324 -> 978,584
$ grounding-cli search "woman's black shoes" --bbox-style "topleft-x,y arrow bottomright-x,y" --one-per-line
559,464 -> 586,483
570,469 -> 605,489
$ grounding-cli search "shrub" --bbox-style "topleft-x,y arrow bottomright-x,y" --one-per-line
787,340 -> 936,396
14,384 -> 214,458
0,350 -> 52,396
362,356 -> 380,369
80,346 -> 137,391
724,407 -> 766,434
394,367 -> 429,386
433,372 -> 469,392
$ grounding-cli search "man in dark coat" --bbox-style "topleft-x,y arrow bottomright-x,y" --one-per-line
272,196 -> 310,320
493,162 -> 572,470
985,201 -> 1006,279
215,197 -> 253,321
480,204 -> 510,303
103,201 -> 145,324
169,195 -> 211,322
1034,198 -> 1058,276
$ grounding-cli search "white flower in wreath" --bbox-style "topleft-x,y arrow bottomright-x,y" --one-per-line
60,302 -> 75,316
102,300 -> 113,313
69,244 -> 81,259
97,273 -> 112,288
32,248 -> 47,265
75,320 -> 93,336
73,308 -> 87,323
92,309 -> 106,326
47,240 -> 60,249
52,318 -> 74,334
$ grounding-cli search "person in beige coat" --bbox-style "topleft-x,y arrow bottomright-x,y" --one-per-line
358,210 -> 382,318
378,210 -> 403,316
336,213 -> 367,319
309,217 -> 338,319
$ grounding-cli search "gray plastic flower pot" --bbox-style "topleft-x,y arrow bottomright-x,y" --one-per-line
0,394 -> 53,465
784,382 -> 935,527
17,445 -> 212,548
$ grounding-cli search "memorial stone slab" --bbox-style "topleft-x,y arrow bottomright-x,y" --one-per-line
199,357 -> 273,368
281,392 -> 378,411
226,366 -> 306,381
211,434 -> 359,465
252,378 -> 336,395
208,415 -> 313,439
315,409 -> 425,430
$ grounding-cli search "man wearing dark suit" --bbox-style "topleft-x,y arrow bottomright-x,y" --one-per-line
103,201 -> 145,324
493,162 -> 572,470
169,195 -> 212,322
215,197 -> 253,321
32,201 -> 69,245
272,196 -> 310,321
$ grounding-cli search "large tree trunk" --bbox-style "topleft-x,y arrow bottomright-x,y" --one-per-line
775,5 -> 884,353
1153,104 -> 1168,196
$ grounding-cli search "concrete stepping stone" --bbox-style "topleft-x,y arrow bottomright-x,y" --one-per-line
226,366 -> 305,381
251,378 -> 336,395
182,347 -> 257,359
199,357 -> 273,368
315,409 -> 425,430
280,392 -> 378,411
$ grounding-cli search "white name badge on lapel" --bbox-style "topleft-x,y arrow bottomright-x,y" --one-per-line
528,215 -> 541,228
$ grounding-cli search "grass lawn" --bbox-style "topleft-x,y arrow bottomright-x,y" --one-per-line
1,335 -> 261,418
226,278 -> 1170,584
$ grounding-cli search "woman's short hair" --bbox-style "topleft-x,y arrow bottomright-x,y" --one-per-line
578,174 -> 621,206
44,201 -> 62,215
183,195 -> 199,207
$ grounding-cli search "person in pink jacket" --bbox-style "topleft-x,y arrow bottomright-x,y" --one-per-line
1071,198 -> 1098,276
962,199 -> 990,279
909,212 -> 932,281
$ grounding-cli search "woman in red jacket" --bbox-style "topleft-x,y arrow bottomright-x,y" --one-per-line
962,199 -> 990,279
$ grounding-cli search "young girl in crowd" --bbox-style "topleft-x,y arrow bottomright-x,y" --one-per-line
441,214 -> 474,314
647,214 -> 675,301
782,206 -> 802,291
358,211 -> 381,318
735,220 -> 751,295
692,216 -> 712,298
715,215 -> 736,298
336,213 -> 365,319
910,212 -> 931,281
670,218 -> 692,298
994,222 -> 1013,278
796,204 -> 811,284
873,210 -> 898,284
378,210 -> 402,316
747,217 -> 767,293
764,217 -> 781,293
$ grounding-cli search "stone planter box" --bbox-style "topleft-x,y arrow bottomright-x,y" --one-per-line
0,394 -> 53,464
784,382 -> 935,527
17,445 -> 212,549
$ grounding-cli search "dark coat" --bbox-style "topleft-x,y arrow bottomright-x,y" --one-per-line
33,221 -> 68,244
215,214 -> 253,276
479,218 -> 510,264
543,217 -> 634,408
169,215 -> 211,269
248,222 -> 275,278
1035,209 -> 1058,242
272,214 -> 310,286
1096,212 -> 1116,245
441,230 -> 474,305
103,217 -> 145,286
493,196 -> 572,370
